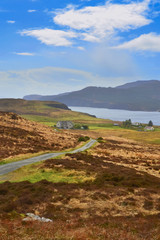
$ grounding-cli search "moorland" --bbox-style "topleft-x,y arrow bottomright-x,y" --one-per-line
0,100 -> 160,239
0,98 -> 109,126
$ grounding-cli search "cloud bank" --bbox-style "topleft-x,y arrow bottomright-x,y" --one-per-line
20,0 -> 152,47
0,67 -> 140,98
14,52 -> 35,56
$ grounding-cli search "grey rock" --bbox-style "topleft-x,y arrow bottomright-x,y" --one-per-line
23,213 -> 53,223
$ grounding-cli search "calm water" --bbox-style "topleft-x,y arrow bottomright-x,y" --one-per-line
69,106 -> 160,126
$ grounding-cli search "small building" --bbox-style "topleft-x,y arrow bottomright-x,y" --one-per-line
133,122 -> 141,126
144,126 -> 154,131
56,121 -> 74,129
113,123 -> 119,126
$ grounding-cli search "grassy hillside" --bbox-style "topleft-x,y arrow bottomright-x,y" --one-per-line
21,111 -> 112,127
0,98 -> 113,126
0,112 -> 80,161
0,98 -> 69,113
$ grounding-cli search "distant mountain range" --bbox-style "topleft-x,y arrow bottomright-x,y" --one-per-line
24,80 -> 160,111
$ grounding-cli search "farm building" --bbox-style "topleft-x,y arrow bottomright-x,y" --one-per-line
133,122 -> 141,126
144,126 -> 154,131
56,121 -> 74,129
113,123 -> 119,126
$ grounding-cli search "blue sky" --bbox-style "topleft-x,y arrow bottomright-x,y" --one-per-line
1,0 -> 160,98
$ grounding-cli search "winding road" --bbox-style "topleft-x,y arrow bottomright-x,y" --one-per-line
0,139 -> 96,176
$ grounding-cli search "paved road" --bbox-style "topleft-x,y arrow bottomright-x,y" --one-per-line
0,139 -> 96,176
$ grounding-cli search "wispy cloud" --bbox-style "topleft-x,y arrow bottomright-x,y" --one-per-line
114,33 -> 160,52
20,28 -> 77,47
14,52 -> 35,56
28,9 -> 37,13
7,20 -> 15,24
77,46 -> 85,51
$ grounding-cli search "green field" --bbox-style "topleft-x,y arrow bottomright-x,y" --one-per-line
22,112 -> 160,145
0,162 -> 95,183
21,111 -> 113,127
0,98 -> 114,126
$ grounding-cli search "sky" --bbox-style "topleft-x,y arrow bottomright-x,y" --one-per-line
1,0 -> 160,98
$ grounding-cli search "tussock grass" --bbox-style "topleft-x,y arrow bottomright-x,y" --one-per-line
0,162 -> 95,183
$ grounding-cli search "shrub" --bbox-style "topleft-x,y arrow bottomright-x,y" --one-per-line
78,136 -> 90,142
122,119 -> 132,128
143,200 -> 153,210
3,201 -> 17,213
82,125 -> 89,130
97,137 -> 104,143
74,124 -> 82,129
84,136 -> 90,141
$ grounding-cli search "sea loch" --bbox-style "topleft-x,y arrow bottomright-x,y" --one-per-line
70,106 -> 160,126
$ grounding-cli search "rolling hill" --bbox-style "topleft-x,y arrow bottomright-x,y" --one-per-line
0,99 -> 70,113
0,112 -> 79,160
0,99 -> 102,126
24,80 -> 160,111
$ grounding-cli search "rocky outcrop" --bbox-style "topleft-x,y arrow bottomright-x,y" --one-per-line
23,213 -> 53,223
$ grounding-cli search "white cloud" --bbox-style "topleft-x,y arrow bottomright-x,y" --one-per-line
7,20 -> 15,24
20,0 -> 152,47
82,33 -> 101,42
28,9 -> 37,13
54,0 -> 152,42
77,46 -> 85,51
14,52 -> 35,56
20,28 -> 77,46
114,33 -> 160,52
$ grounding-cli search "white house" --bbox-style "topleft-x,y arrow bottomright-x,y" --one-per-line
113,123 -> 119,126
144,126 -> 154,131
133,122 -> 141,126
56,121 -> 74,129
